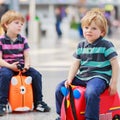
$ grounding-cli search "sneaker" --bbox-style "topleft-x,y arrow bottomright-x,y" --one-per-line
0,104 -> 6,116
55,116 -> 61,120
35,101 -> 51,112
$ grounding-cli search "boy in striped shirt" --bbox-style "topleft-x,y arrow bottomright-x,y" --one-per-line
55,8 -> 119,120
0,10 -> 50,116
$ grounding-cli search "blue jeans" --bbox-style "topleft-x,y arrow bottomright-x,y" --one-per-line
0,67 -> 43,106
56,21 -> 62,37
55,77 -> 107,120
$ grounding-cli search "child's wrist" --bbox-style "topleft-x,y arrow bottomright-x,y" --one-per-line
25,64 -> 30,68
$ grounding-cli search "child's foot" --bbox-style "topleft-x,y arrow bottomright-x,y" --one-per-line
0,104 -> 6,116
55,116 -> 61,120
35,101 -> 51,112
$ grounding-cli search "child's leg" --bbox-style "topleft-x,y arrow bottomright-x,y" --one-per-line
85,78 -> 107,120
23,67 -> 42,105
24,67 -> 50,112
55,76 -> 86,115
55,80 -> 65,115
0,67 -> 14,104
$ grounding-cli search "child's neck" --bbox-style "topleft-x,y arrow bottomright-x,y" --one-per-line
6,33 -> 18,41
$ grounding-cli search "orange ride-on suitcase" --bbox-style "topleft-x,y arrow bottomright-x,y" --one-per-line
8,71 -> 34,112
61,85 -> 120,120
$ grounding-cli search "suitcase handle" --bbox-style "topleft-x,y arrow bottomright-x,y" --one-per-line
69,85 -> 77,120
63,85 -> 78,120
17,63 -> 23,71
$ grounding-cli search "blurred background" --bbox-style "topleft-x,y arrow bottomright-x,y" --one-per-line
0,0 -> 120,120
1,0 -> 120,40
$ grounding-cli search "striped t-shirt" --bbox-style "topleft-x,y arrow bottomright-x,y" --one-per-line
0,34 -> 29,64
73,37 -> 118,84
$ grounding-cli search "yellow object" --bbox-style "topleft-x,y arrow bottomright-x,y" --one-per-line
105,4 -> 114,11
0,25 -> 4,35
67,100 -> 70,108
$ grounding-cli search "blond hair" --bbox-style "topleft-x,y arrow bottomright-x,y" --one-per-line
81,8 -> 108,36
0,24 -> 4,35
0,10 -> 25,32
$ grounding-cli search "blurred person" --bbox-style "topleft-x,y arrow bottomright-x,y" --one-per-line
25,12 -> 30,37
78,22 -> 83,38
55,8 -> 119,120
0,0 -> 9,20
0,10 -> 51,116
70,16 -> 78,30
55,7 -> 62,38
69,16 -> 83,40
60,7 -> 67,18
105,12 -> 112,37
0,0 -> 9,35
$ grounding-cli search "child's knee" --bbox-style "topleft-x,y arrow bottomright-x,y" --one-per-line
0,68 -> 13,79
85,88 -> 97,99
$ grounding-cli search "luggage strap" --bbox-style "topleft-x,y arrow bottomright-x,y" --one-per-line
64,85 -> 77,120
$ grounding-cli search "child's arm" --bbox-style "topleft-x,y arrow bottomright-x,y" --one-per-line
65,58 -> 80,87
0,53 -> 19,71
23,50 -> 30,71
109,57 -> 119,95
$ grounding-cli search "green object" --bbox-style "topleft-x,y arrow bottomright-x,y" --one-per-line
35,16 -> 40,21
70,22 -> 79,30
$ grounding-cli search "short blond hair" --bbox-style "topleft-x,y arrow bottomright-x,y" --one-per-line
0,10 -> 25,32
81,8 -> 108,36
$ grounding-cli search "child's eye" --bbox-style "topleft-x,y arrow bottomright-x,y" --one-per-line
92,27 -> 97,30
15,22 -> 19,24
85,27 -> 88,29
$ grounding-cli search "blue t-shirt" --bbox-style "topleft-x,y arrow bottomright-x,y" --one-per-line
73,37 -> 118,84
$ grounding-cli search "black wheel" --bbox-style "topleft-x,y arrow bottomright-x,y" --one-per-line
112,114 -> 120,120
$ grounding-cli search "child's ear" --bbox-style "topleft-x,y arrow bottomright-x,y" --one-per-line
4,23 -> 8,28
4,23 -> 8,32
101,31 -> 105,37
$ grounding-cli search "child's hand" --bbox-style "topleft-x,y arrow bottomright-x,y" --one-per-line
109,83 -> 117,95
9,62 -> 19,72
64,80 -> 71,88
22,68 -> 28,73
22,65 -> 30,73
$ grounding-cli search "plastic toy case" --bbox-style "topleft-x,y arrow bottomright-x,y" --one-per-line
8,73 -> 34,112
61,85 -> 120,120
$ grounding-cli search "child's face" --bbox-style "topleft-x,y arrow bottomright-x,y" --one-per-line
6,19 -> 24,35
82,21 -> 104,43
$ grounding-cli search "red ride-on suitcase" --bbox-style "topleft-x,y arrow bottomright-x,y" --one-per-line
61,85 -> 120,120
8,65 -> 34,112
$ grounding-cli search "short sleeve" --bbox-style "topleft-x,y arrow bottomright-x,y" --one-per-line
23,37 -> 29,50
73,43 -> 82,59
104,41 -> 118,60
